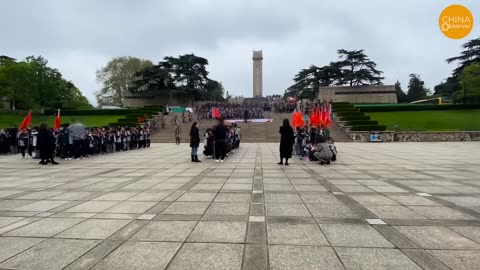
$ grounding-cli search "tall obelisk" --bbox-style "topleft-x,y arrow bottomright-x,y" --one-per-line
252,50 -> 263,97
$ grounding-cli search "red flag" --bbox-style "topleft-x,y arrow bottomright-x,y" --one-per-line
212,107 -> 221,119
138,116 -> 144,123
313,107 -> 321,127
325,104 -> 332,128
19,110 -> 32,131
297,111 -> 304,128
54,109 -> 61,130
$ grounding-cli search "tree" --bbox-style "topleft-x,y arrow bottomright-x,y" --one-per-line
336,49 -> 384,86
206,79 -> 225,101
96,57 -> 153,106
407,74 -> 428,101
395,81 -> 409,103
435,37 -> 480,100
457,63 -> 480,103
446,37 -> 480,77
0,55 -> 90,110
129,54 -> 221,101
284,63 -> 342,99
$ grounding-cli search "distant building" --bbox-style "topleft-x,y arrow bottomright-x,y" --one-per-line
318,85 -> 397,103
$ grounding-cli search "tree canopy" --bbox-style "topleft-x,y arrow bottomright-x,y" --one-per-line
395,81 -> 409,103
285,49 -> 384,98
458,62 -> 480,104
0,55 -> 90,111
129,54 -> 224,101
435,37 -> 480,103
96,57 -> 153,107
407,74 -> 429,101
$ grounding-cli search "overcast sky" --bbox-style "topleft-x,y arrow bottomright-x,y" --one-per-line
1,0 -> 478,105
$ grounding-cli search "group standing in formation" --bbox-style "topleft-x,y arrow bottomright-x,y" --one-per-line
0,124 -> 151,165
196,102 -> 265,120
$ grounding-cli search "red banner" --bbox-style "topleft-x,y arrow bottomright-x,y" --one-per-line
19,110 -> 32,131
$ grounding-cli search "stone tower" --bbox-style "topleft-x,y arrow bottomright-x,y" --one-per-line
252,50 -> 263,97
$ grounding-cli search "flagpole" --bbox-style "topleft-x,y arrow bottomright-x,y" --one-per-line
26,110 -> 31,159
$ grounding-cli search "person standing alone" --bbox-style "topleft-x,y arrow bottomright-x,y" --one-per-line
189,122 -> 201,162
278,119 -> 294,166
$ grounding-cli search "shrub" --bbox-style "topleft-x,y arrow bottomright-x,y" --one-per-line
356,104 -> 480,112
60,109 -> 133,115
341,115 -> 371,121
347,120 -> 379,126
336,111 -> 364,117
350,125 -> 386,131
108,122 -> 139,127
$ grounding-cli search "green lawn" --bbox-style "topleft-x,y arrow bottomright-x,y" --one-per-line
367,110 -> 480,131
0,114 -> 123,129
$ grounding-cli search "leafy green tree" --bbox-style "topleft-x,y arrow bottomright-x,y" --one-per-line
206,79 -> 225,101
284,63 -> 342,99
435,37 -> 480,101
96,57 -> 153,106
407,74 -> 428,101
130,54 -> 221,101
336,49 -> 384,86
457,63 -> 480,103
0,55 -> 90,110
395,81 -> 409,103
446,38 -> 480,77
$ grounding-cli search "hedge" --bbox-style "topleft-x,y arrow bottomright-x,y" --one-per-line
341,115 -> 371,121
108,122 -> 139,127
356,104 -> 480,112
350,125 -> 386,131
58,109 -> 133,115
336,111 -> 364,117
347,120 -> 379,126
0,109 -> 43,115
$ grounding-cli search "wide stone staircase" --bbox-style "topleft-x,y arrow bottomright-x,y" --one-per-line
150,112 -> 352,143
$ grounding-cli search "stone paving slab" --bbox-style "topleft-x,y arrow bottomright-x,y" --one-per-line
0,142 -> 480,269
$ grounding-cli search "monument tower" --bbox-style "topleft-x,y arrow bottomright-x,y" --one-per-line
252,50 -> 263,97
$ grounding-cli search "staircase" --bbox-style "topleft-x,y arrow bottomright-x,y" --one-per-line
329,120 -> 353,142
150,112 -> 353,143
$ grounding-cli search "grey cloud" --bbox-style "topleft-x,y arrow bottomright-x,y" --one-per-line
1,0 -> 479,104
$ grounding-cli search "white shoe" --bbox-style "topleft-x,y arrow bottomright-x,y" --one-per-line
216,160 -> 220,163
221,160 -> 224,163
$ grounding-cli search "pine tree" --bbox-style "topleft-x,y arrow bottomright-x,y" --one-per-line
407,74 -> 428,101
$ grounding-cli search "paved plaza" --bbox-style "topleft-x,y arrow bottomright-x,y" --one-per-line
0,142 -> 480,269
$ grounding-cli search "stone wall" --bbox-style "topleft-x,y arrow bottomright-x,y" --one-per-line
0,97 -> 9,109
124,91 -> 192,107
348,131 -> 480,142
319,85 -> 397,104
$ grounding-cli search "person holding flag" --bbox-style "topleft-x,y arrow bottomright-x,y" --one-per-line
54,109 -> 61,131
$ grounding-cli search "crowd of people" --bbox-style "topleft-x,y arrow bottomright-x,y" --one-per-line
196,102 -> 265,120
191,119 -> 241,163
0,124 -> 152,164
278,121 -> 337,166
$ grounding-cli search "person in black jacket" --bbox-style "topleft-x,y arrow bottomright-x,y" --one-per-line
279,119 -> 294,165
37,123 -> 58,165
214,118 -> 227,163
189,122 -> 201,162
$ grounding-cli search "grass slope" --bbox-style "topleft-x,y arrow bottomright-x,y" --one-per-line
0,115 -> 123,129
367,110 -> 480,131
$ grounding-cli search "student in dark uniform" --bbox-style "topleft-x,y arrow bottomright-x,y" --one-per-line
189,122 -> 201,162
17,130 -> 29,158
278,119 -> 294,166
214,118 -> 227,163
37,123 -> 58,165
